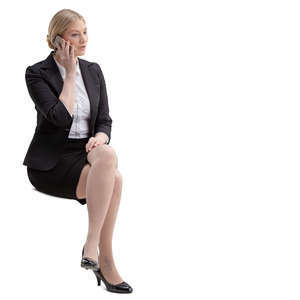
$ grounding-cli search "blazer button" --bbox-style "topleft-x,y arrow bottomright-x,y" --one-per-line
65,128 -> 70,132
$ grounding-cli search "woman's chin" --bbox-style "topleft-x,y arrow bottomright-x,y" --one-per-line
76,50 -> 85,56
77,49 -> 85,55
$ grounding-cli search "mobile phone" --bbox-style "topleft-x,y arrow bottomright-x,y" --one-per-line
54,35 -> 63,49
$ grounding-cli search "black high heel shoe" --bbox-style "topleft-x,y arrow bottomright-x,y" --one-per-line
93,268 -> 133,293
81,245 -> 99,271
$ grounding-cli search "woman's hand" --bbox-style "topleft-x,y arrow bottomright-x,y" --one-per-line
55,38 -> 77,75
85,136 -> 107,153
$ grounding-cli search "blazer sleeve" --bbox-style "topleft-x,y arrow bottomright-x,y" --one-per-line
25,66 -> 73,128
94,63 -> 113,144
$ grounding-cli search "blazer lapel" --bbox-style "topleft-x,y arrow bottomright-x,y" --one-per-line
78,57 -> 100,134
40,50 -> 100,135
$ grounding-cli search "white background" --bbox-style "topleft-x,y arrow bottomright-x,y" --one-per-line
1,0 -> 299,299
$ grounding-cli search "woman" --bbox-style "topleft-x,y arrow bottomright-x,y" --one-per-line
23,9 -> 133,294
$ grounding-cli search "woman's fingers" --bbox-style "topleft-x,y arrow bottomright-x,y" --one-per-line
86,143 -> 94,152
70,42 -> 74,58
57,38 -> 65,56
61,38 -> 65,49
65,40 -> 70,58
86,138 -> 102,152
57,38 -> 62,50
86,138 -> 95,152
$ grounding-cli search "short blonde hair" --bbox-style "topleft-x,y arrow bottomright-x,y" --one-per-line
46,9 -> 85,50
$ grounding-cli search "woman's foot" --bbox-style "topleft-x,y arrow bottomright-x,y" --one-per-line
98,254 -> 124,285
82,241 -> 99,262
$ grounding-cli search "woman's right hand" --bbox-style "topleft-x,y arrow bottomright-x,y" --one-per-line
55,38 -> 76,76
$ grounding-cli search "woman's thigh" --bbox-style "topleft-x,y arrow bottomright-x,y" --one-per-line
76,163 -> 91,199
76,145 -> 118,199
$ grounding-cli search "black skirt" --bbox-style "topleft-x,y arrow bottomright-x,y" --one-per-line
27,137 -> 91,205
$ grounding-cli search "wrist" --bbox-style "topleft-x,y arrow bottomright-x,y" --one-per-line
95,132 -> 109,144
65,72 -> 76,79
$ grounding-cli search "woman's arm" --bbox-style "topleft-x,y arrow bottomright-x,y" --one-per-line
94,63 -> 113,144
58,72 -> 76,117
25,66 -> 75,128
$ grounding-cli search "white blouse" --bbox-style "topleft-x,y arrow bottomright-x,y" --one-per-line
53,56 -> 91,138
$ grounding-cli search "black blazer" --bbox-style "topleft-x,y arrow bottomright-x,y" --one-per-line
23,50 -> 112,171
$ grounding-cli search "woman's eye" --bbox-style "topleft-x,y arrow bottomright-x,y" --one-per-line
72,32 -> 87,37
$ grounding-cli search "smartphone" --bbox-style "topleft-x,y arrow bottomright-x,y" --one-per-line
54,35 -> 63,49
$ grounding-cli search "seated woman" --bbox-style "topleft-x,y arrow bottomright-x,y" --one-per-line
23,8 -> 133,294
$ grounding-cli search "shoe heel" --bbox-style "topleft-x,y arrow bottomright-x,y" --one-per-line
93,270 -> 101,286
97,276 -> 101,286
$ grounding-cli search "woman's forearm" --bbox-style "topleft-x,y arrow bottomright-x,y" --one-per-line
58,73 -> 76,116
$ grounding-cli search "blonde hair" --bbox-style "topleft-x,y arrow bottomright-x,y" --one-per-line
46,9 -> 85,52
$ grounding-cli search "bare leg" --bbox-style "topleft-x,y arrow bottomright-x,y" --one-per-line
83,146 -> 117,262
98,169 -> 124,284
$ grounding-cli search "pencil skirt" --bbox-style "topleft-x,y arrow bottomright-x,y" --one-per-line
27,137 -> 91,205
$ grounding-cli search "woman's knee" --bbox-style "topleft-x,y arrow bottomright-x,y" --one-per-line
88,144 -> 118,168
115,169 -> 122,185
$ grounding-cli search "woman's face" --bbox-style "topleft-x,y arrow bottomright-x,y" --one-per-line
62,19 -> 88,56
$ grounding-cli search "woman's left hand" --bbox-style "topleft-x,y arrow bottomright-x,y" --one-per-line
86,136 -> 106,152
